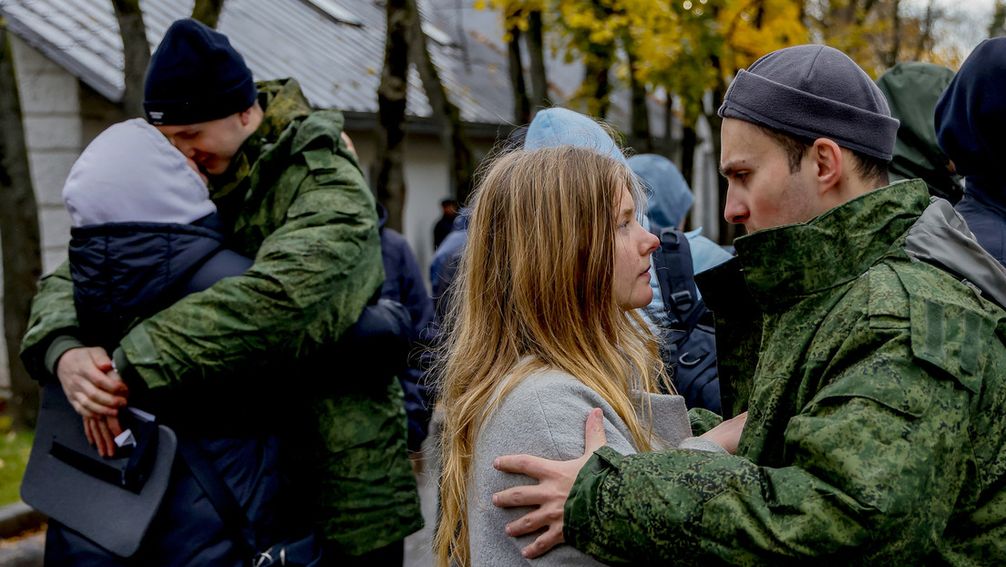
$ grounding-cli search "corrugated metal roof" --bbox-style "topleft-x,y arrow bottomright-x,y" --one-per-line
1,0 -> 515,126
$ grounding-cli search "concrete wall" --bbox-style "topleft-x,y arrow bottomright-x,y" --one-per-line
10,36 -> 83,274
0,37 -> 85,393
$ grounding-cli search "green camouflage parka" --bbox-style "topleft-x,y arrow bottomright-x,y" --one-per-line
21,79 -> 422,555
564,180 -> 1006,565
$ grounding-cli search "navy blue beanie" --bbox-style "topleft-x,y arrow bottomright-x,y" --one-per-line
143,19 -> 257,125
719,45 -> 899,161
935,38 -> 1006,177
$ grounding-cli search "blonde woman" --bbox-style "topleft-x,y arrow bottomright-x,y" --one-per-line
434,145 -> 740,567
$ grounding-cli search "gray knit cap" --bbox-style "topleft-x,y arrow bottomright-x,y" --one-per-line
718,44 -> 899,161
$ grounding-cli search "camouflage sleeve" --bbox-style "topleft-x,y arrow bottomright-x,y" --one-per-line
19,261 -> 80,380
116,150 -> 384,391
564,331 -> 972,564
686,407 -> 722,436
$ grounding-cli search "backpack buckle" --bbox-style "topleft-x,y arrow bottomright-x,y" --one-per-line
670,290 -> 693,311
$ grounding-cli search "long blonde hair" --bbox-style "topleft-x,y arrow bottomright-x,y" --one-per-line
433,146 -> 668,567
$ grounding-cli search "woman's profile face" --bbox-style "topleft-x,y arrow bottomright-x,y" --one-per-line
612,186 -> 660,310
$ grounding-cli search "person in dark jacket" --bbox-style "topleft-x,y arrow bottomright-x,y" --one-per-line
377,204 -> 435,452
936,38 -> 1006,267
877,62 -> 961,203
432,199 -> 459,250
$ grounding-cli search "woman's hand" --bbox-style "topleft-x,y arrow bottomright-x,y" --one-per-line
83,415 -> 124,458
699,411 -> 748,454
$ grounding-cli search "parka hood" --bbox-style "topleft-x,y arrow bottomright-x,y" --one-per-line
905,197 -> 1006,310
63,118 -> 215,227
628,154 -> 693,230
877,62 -> 961,202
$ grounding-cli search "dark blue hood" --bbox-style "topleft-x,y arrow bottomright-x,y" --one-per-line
935,38 -> 1006,180
935,38 -> 1006,266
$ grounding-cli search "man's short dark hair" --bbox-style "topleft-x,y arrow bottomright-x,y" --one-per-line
757,125 -> 889,186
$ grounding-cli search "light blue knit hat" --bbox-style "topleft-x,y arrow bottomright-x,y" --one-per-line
523,107 -> 626,164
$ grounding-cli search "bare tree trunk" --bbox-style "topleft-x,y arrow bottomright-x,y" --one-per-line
583,49 -> 613,118
916,0 -> 937,59
680,122 -> 697,194
192,0 -> 226,28
376,0 -> 411,232
663,94 -> 676,158
111,0 -> 150,118
887,0 -> 901,67
527,10 -> 547,114
0,23 -> 42,430
507,24 -> 531,124
625,41 -> 652,153
406,0 -> 475,204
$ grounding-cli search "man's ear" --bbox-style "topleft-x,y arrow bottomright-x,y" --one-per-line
811,138 -> 843,195
239,106 -> 253,127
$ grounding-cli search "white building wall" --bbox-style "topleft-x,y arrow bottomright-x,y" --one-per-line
10,36 -> 81,273
350,131 -> 454,290
691,114 -> 721,243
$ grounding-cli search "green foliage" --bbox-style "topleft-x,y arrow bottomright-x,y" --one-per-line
990,0 -> 1006,38
478,0 -> 808,123
0,429 -> 32,506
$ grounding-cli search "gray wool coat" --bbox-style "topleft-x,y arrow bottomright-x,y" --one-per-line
468,368 -> 724,566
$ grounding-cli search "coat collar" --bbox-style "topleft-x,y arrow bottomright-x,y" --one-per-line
734,179 -> 929,309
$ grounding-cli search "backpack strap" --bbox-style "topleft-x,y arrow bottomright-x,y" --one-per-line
175,438 -> 256,558
652,228 -> 699,325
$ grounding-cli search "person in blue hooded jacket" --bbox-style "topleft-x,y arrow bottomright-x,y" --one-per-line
936,38 -> 1006,266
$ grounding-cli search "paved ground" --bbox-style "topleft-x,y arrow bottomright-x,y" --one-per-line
0,532 -> 43,566
404,437 -> 439,567
0,434 -> 442,567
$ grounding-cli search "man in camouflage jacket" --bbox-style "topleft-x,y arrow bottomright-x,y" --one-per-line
21,19 -> 421,560
493,45 -> 1006,565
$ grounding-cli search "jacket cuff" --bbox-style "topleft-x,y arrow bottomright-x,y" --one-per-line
687,407 -> 723,436
112,347 -> 146,394
119,324 -> 168,390
679,437 -> 728,453
563,446 -> 622,550
45,335 -> 86,377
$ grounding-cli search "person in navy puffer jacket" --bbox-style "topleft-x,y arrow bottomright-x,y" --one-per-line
52,118 -> 412,566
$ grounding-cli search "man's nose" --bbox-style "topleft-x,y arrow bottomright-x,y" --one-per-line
723,189 -> 748,225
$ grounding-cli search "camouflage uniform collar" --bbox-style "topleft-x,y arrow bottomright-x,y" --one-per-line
208,79 -> 313,200
734,179 -> 929,308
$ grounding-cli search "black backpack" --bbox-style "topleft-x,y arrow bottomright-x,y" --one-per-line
651,228 -> 721,414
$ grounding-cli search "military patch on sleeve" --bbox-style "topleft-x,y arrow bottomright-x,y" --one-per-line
909,295 -> 989,394
302,148 -> 342,185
